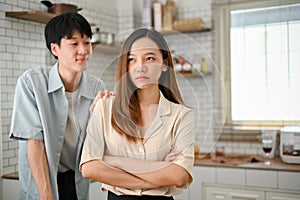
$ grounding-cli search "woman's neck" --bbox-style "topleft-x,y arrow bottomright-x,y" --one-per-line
137,87 -> 160,107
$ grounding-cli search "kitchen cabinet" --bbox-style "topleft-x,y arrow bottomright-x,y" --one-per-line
174,188 -> 189,200
204,184 -> 300,200
89,181 -> 107,200
189,166 -> 216,200
205,184 -> 264,200
1,178 -> 19,200
266,191 -> 300,200
187,166 -> 300,200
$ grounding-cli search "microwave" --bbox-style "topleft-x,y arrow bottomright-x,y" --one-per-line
280,126 -> 300,164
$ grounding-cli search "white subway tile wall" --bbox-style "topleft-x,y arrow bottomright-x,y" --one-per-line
0,0 -> 119,175
0,0 -> 265,175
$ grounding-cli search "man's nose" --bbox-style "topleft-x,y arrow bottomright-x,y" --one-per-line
78,43 -> 88,54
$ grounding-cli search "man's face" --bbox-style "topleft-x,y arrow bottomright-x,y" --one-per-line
51,30 -> 92,74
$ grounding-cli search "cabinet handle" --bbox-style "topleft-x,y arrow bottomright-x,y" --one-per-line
230,192 -> 260,199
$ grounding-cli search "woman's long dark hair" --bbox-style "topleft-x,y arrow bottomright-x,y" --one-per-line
111,28 -> 184,142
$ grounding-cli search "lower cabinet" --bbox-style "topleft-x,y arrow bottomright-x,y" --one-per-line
203,184 -> 300,200
2,178 -> 19,200
266,191 -> 300,200
187,166 -> 300,200
174,188 -> 189,200
204,184 -> 264,200
89,181 -> 107,200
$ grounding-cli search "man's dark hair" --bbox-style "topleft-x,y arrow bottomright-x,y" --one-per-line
45,12 -> 92,59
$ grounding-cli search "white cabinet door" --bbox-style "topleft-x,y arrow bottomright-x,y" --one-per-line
89,181 -> 107,200
266,191 -> 300,200
278,171 -> 300,191
216,167 -> 246,186
174,189 -> 189,200
2,179 -> 20,200
189,166 -> 216,200
205,185 -> 264,200
246,169 -> 277,188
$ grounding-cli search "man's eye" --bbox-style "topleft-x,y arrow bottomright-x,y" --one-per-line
71,43 -> 78,45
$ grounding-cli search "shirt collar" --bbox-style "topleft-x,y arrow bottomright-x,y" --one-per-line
48,62 -> 95,100
48,63 -> 63,93
158,91 -> 171,117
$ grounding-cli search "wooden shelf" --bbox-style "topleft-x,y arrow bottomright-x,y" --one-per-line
160,27 -> 211,35
6,10 -> 56,24
92,43 -> 121,54
5,10 -> 96,26
176,71 -> 202,78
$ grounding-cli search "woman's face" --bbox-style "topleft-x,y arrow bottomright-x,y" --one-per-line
127,37 -> 167,89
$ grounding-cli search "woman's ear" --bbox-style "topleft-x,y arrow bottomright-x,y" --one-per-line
50,43 -> 59,58
162,60 -> 168,71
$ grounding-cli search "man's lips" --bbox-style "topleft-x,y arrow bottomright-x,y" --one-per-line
76,57 -> 88,62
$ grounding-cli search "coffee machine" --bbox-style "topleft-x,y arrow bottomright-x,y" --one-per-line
280,126 -> 300,164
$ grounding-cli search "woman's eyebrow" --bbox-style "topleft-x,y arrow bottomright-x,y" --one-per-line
129,52 -> 157,56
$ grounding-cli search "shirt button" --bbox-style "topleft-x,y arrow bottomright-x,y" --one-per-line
64,102 -> 67,107
60,122 -> 65,127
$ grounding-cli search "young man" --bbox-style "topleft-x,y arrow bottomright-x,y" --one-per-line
10,12 -> 106,200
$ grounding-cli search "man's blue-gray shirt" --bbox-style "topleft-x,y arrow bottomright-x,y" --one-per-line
10,63 -> 105,200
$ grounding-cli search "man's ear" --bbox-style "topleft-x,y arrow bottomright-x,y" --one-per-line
50,43 -> 59,58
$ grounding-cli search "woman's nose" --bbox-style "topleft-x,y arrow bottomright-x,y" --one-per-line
136,62 -> 147,73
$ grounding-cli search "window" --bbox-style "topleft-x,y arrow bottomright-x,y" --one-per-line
215,1 -> 300,128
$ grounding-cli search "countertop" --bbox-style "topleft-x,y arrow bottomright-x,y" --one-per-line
194,155 -> 300,172
2,156 -> 299,180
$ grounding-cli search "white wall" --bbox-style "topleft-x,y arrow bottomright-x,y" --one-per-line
0,0 -> 120,175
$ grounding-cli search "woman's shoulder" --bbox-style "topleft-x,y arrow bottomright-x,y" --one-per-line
171,101 -> 193,115
162,95 -> 192,114
94,95 -> 115,113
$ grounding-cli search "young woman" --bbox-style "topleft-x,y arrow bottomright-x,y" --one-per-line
80,28 -> 195,200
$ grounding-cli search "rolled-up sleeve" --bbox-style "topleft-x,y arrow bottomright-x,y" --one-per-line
10,74 -> 43,140
172,108 -> 195,177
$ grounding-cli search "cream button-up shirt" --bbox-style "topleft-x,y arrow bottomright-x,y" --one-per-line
81,92 -> 195,196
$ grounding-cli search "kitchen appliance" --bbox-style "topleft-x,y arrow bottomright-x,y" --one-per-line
41,1 -> 82,15
280,126 -> 300,164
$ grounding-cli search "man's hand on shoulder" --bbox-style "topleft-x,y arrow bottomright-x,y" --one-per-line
89,90 -> 115,113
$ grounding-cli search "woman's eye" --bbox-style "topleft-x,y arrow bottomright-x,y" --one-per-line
128,58 -> 135,63
146,57 -> 155,62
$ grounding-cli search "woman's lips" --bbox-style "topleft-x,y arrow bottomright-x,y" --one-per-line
136,76 -> 148,80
